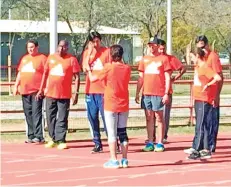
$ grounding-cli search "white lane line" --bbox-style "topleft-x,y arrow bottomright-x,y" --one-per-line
214,180 -> 231,184
48,169 -> 68,173
77,165 -> 95,169
2,165 -> 96,174
156,169 -> 173,174
128,174 -> 146,179
5,159 -> 25,163
98,179 -> 118,184
8,165 -> 231,186
16,174 -> 35,178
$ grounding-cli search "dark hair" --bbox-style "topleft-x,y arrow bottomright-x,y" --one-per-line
26,39 -> 38,47
58,40 -> 69,47
158,39 -> 166,46
195,35 -> 208,45
196,47 -> 206,58
88,31 -> 102,41
110,45 -> 123,62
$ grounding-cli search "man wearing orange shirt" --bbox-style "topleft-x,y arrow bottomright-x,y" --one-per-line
135,39 -> 171,152
36,40 -> 80,150
186,48 -> 221,159
14,39 -> 47,144
88,45 -> 131,168
158,39 -> 186,143
82,31 -> 111,153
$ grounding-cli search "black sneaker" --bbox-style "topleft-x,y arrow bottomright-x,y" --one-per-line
187,151 -> 201,160
91,145 -> 103,154
32,138 -> 45,144
200,150 -> 212,159
25,139 -> 34,143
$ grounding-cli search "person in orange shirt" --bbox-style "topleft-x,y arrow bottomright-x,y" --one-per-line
135,37 -> 172,152
186,47 -> 221,160
158,39 -> 186,143
87,45 -> 131,169
82,31 -> 111,153
13,39 -> 47,144
36,40 -> 81,150
195,35 -> 223,153
184,35 -> 223,154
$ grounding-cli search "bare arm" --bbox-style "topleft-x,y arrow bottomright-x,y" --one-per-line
202,74 -> 222,92
13,72 -> 21,96
135,72 -> 144,104
88,71 -> 98,82
172,66 -> 186,81
72,72 -> 80,105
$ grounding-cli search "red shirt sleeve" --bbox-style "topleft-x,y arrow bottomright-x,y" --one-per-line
210,52 -> 222,73
170,56 -> 183,71
72,57 -> 81,73
162,56 -> 172,72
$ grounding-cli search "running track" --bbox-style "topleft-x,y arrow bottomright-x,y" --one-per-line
1,134 -> 231,186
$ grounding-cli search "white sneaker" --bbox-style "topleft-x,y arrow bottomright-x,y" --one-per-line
184,148 -> 195,154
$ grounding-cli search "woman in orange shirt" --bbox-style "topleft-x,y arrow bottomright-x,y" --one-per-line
88,45 -> 131,169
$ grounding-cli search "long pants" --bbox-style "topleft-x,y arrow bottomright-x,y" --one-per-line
164,94 -> 173,139
192,101 -> 212,151
22,93 -> 44,140
46,97 -> 70,142
86,94 -> 107,147
209,106 -> 220,152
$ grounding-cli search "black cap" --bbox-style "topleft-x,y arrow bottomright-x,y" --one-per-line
148,35 -> 159,44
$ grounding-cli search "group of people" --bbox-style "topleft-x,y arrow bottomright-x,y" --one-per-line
14,31 -> 223,168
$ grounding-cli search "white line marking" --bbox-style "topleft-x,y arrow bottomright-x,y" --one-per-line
48,169 -> 68,173
214,180 -> 231,184
77,165 -> 95,169
2,165 -> 96,174
8,166 -> 231,186
128,174 -> 146,179
98,179 -> 118,184
16,174 -> 35,178
156,169 -> 173,174
6,159 -> 25,163
75,185 -> 87,187
170,180 -> 231,187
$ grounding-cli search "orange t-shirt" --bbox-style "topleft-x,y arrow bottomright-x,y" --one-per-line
44,53 -> 81,99
162,54 -> 183,94
18,53 -> 47,95
138,55 -> 171,96
83,47 -> 111,94
193,64 -> 216,104
98,63 -> 131,112
205,51 -> 222,100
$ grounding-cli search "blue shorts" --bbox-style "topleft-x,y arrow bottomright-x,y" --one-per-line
141,95 -> 164,111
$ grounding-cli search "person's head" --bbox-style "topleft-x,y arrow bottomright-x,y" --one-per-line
147,35 -> 159,56
88,31 -> 102,49
110,45 -> 123,62
195,35 -> 209,50
26,39 -> 39,55
57,40 -> 69,56
196,47 -> 206,59
158,39 -> 166,54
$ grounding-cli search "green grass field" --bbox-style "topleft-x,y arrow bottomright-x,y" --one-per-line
1,125 -> 231,143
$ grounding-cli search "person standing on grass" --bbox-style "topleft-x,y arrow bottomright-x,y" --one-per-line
135,38 -> 172,152
87,45 -> 131,169
82,31 -> 112,153
13,39 -> 47,144
186,47 -> 221,160
184,35 -> 223,154
36,40 -> 81,150
158,39 -> 186,143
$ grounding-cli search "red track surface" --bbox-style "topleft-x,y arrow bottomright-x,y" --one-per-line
1,134 -> 231,186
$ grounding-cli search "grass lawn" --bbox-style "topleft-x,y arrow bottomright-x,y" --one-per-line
1,125 -> 231,143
